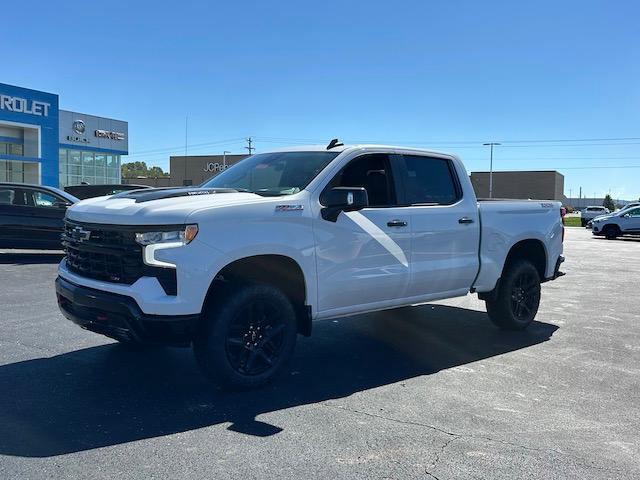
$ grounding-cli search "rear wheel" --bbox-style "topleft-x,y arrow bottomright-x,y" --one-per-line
580,218 -> 587,227
485,260 -> 541,330
603,225 -> 620,240
193,284 -> 297,389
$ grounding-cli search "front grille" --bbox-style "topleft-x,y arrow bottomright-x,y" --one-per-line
62,220 -> 177,295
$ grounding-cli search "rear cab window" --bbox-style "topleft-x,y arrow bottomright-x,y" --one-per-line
396,155 -> 461,205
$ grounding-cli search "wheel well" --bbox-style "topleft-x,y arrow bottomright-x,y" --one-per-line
203,255 -> 311,336
503,239 -> 547,280
603,224 -> 621,232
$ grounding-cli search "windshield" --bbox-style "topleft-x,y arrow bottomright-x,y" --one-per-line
201,151 -> 340,196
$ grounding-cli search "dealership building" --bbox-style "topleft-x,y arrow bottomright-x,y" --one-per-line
0,82 -> 128,188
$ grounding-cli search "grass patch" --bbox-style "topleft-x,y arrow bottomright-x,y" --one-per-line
564,216 -> 582,227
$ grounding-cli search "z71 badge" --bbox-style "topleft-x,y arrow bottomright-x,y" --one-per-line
275,205 -> 304,212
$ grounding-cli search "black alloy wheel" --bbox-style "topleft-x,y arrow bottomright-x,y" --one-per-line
194,284 -> 297,388
225,299 -> 288,376
509,270 -> 540,323
485,259 -> 541,330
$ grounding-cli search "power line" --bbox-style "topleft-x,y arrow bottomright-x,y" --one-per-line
126,137 -> 246,157
254,135 -> 640,146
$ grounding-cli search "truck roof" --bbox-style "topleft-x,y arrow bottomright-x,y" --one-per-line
261,143 -> 457,158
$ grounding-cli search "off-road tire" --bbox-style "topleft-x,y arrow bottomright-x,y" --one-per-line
485,259 -> 541,331
193,283 -> 297,389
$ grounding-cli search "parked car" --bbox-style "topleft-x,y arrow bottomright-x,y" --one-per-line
0,183 -> 79,249
55,143 -> 565,388
588,202 -> 640,227
580,206 -> 609,227
64,183 -> 152,200
591,206 -> 640,239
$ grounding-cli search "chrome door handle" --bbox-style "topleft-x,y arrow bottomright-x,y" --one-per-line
387,220 -> 407,227
458,217 -> 474,224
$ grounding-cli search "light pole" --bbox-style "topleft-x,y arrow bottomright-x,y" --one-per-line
222,151 -> 231,170
483,142 -> 501,198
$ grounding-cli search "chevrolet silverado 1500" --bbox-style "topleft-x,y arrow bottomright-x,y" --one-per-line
56,142 -> 564,387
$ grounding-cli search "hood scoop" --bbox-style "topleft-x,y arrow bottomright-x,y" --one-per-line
110,187 -> 239,203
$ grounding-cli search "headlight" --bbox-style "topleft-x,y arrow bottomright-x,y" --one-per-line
135,224 -> 198,268
135,224 -> 198,246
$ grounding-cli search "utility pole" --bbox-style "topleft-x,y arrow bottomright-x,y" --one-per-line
245,137 -> 254,155
579,186 -> 582,208
483,142 -> 501,198
222,150 -> 231,170
183,116 -> 188,185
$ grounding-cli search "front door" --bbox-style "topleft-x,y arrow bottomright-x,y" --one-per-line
619,207 -> 640,233
313,153 -> 411,316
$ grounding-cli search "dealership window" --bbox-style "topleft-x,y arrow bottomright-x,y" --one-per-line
0,159 -> 39,184
0,141 -> 24,156
58,149 -> 121,187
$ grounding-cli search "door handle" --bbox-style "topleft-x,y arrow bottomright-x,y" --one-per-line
458,217 -> 474,224
387,220 -> 407,227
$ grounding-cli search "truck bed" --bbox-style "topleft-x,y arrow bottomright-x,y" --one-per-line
472,199 -> 564,293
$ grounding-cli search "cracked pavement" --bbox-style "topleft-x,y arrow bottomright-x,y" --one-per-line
1,228 -> 639,479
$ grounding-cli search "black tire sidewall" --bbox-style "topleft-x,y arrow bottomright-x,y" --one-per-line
604,225 -> 618,239
486,260 -> 541,330
194,283 -> 297,389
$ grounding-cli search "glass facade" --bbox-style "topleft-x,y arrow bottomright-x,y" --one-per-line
0,159 -> 39,183
0,141 -> 24,156
58,148 -> 121,187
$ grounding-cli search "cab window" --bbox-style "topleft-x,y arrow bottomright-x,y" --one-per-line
322,154 -> 396,207
398,155 -> 460,205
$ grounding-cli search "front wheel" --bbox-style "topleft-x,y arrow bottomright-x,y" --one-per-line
485,260 -> 541,330
193,284 -> 297,389
603,225 -> 620,240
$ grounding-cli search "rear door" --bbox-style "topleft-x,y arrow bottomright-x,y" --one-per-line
396,154 -> 481,298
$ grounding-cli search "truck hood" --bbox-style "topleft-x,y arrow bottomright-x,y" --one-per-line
66,187 -> 265,225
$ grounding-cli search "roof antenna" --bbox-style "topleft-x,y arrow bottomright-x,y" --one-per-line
326,138 -> 344,150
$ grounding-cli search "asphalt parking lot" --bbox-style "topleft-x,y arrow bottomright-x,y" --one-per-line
0,228 -> 638,479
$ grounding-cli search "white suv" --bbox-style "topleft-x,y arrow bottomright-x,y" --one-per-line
591,206 -> 640,239
581,206 -> 609,227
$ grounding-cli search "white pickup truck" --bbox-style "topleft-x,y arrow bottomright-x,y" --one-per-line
56,142 -> 564,388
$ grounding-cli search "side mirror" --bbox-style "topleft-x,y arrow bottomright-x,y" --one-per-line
321,187 -> 368,222
53,201 -> 71,209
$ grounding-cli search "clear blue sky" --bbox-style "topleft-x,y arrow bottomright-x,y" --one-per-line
4,0 -> 640,201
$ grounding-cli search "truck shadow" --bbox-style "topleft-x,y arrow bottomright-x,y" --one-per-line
0,304 -> 558,457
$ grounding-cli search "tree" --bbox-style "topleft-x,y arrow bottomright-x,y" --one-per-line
603,194 -> 615,212
121,161 -> 169,178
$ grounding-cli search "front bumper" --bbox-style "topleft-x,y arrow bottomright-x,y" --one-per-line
56,276 -> 200,346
